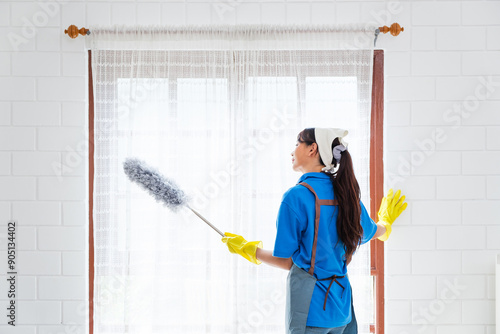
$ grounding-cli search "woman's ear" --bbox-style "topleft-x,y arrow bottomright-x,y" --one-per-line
309,143 -> 319,156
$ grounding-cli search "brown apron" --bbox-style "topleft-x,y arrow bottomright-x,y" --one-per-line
285,182 -> 346,333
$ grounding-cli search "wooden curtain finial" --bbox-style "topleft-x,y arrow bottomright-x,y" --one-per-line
65,25 -> 89,39
379,23 -> 404,36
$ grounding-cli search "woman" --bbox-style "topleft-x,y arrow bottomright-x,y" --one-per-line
223,128 -> 407,334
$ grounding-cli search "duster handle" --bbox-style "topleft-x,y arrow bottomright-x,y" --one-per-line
187,205 -> 225,237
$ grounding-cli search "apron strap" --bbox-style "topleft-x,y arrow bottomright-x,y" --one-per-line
318,199 -> 337,206
298,182 -> 338,276
318,275 -> 346,310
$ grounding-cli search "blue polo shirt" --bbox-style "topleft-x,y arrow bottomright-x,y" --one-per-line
273,172 -> 377,327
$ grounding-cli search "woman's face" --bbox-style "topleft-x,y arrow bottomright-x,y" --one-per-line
291,141 -> 310,172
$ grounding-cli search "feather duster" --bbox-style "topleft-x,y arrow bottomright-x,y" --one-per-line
123,158 -> 224,236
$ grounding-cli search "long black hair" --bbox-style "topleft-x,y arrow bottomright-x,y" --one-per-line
297,128 -> 363,263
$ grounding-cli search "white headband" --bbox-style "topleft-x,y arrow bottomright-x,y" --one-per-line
314,128 -> 349,174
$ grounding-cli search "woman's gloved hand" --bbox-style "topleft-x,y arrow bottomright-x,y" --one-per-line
377,189 -> 408,241
221,232 -> 263,264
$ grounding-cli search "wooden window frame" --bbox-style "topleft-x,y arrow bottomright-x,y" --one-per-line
88,49 -> 385,334
370,49 -> 385,334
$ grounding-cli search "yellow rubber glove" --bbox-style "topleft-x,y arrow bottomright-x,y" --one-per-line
221,232 -> 263,265
377,189 -> 408,241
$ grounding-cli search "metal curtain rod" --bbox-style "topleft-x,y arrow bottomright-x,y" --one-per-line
65,23 -> 404,41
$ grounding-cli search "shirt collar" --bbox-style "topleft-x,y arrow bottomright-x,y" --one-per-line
297,172 -> 330,184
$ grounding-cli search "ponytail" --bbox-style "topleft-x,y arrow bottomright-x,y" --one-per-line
328,138 -> 363,263
297,129 -> 363,263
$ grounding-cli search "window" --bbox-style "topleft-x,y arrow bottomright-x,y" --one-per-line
88,49 -> 382,334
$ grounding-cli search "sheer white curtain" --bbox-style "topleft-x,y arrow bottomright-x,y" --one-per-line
89,25 -> 375,334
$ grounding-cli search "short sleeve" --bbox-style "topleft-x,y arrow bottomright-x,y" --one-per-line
360,201 -> 377,244
273,201 -> 305,258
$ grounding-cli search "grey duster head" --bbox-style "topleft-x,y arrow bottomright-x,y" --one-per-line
123,158 -> 188,211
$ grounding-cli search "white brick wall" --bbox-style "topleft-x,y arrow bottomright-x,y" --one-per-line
16,301 -> 61,324
437,225 -> 486,249
0,177 -> 36,200
462,2 -> 500,26
386,275 -> 437,300
12,201 -> 61,225
13,152 -> 61,175
411,52 -> 461,76
38,227 -> 85,250
437,276 -> 486,300
162,3 -> 186,25
412,251 -> 462,274
437,27 -> 486,51
412,2 -> 461,26
62,300 -> 87,324
0,152 -> 10,175
0,1 -> 498,333
12,102 -> 60,126
487,176 -> 500,199
411,27 -> 435,51
382,0 -> 498,332
386,300 -> 412,324
12,52 -> 61,77
0,52 -> 11,76
137,4 -> 161,26
0,127 -> 36,150
38,276 -> 86,300
487,27 -> 500,50
16,251 -> 61,275
462,251 -> 498,274
0,102 -> 11,125
38,177 -> 86,200
0,78 -> 35,100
